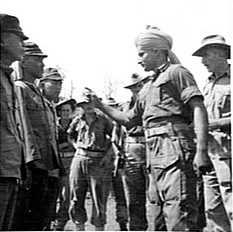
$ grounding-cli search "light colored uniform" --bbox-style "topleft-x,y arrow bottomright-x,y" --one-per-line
202,69 -> 232,231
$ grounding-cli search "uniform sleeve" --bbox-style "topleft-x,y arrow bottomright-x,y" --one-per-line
171,65 -> 203,104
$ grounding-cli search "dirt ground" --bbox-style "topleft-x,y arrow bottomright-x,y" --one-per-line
64,195 -> 156,231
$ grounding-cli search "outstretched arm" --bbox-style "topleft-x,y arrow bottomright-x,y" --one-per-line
85,87 -> 132,126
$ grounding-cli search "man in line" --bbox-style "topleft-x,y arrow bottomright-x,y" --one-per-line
11,41 -> 54,231
38,67 -> 64,230
0,14 -> 28,231
193,35 -> 232,232
87,26 -> 212,231
105,97 -> 128,231
68,89 -> 113,231
118,73 -> 148,231
54,98 -> 77,231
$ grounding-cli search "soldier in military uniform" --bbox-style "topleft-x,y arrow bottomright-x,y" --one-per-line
87,26 -> 212,231
193,35 -> 232,232
117,73 -> 148,231
11,41 -> 54,231
0,14 -> 28,231
68,89 -> 113,231
38,67 -> 64,230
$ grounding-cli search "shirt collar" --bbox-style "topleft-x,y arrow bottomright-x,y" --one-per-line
150,61 -> 170,81
0,61 -> 13,76
208,65 -> 230,82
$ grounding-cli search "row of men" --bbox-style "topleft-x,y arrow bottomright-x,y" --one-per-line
0,13 -> 71,231
0,13 -> 232,232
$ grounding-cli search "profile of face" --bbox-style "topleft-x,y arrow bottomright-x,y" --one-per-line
1,32 -> 24,62
137,46 -> 161,71
22,56 -> 45,79
201,48 -> 226,73
60,104 -> 72,119
42,77 -> 63,102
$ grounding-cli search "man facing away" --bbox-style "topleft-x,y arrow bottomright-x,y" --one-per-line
0,13 -> 28,231
87,26 -> 212,231
193,35 -> 232,232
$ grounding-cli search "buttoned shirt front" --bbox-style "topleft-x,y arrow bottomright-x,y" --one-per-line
127,63 -> 203,128
14,80 -> 54,170
67,110 -> 113,152
203,69 -> 230,120
0,63 -> 23,178
44,98 -> 62,172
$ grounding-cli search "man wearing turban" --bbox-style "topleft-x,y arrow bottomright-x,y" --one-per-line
87,26 -> 212,231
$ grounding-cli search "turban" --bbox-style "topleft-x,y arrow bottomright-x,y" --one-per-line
135,26 -> 180,64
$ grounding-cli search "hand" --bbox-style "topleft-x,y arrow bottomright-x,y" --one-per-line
193,151 -> 213,176
84,87 -> 103,108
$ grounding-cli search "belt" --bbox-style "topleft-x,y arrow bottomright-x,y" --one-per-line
125,136 -> 146,143
76,148 -> 104,158
60,151 -> 74,158
145,122 -> 189,139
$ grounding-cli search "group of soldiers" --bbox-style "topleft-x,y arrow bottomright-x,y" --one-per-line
0,13 -> 231,232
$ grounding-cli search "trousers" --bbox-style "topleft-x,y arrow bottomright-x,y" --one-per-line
0,178 -> 19,231
146,123 -> 199,231
124,142 -> 148,231
203,131 -> 232,232
69,155 -> 112,227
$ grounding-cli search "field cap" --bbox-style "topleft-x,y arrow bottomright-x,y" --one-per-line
105,97 -> 118,106
41,67 -> 63,82
0,14 -> 28,40
192,35 -> 231,59
124,73 -> 143,89
23,41 -> 48,57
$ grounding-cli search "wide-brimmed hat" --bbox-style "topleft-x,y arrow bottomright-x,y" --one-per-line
124,73 -> 143,89
192,35 -> 231,59
56,98 -> 77,110
105,97 -> 118,106
23,41 -> 48,57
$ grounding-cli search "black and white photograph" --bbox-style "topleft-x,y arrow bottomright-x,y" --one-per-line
0,0 -> 232,231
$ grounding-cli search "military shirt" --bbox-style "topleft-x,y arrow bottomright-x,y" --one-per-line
67,110 -> 113,151
127,63 -> 203,128
203,68 -> 230,120
0,63 -> 23,178
14,80 -> 54,170
44,98 -> 62,171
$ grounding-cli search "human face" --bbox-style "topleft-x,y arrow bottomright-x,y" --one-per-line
43,78 -> 63,101
201,48 -> 223,73
79,102 -> 95,114
137,46 -> 160,71
129,82 -> 144,96
60,104 -> 72,119
1,32 -> 24,63
23,56 -> 45,79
